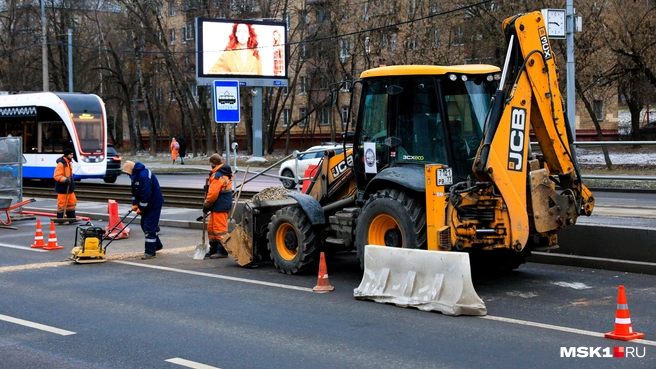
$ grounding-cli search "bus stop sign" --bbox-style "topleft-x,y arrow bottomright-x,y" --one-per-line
213,80 -> 240,123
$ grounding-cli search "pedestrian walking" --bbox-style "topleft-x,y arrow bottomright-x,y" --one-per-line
122,160 -> 165,260
170,137 -> 179,165
53,148 -> 76,219
203,154 -> 233,259
177,135 -> 187,165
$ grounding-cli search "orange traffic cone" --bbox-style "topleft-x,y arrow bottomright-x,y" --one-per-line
605,285 -> 644,341
30,219 -> 46,248
313,252 -> 334,293
105,200 -> 129,239
43,220 -> 63,251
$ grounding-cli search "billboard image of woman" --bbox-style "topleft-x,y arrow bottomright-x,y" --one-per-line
208,23 -> 262,75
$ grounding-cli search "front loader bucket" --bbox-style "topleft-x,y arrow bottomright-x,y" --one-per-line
222,224 -> 254,266
353,246 -> 486,316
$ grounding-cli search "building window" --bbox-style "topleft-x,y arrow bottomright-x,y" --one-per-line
407,39 -> 418,51
168,1 -> 175,16
318,107 -> 330,126
593,100 -> 604,121
430,29 -> 441,49
281,109 -> 290,127
186,23 -> 194,40
156,88 -> 163,102
340,73 -> 350,92
189,83 -> 198,98
284,12 -> 290,30
169,91 -> 176,102
181,27 -> 187,43
364,36 -> 371,54
299,76 -> 307,94
430,0 -> 440,14
299,43 -> 307,60
282,86 -> 288,95
341,107 -> 349,128
157,31 -> 162,42
169,29 -> 176,45
452,26 -> 464,46
340,38 -> 350,61
299,108 -> 308,127
407,0 -> 416,14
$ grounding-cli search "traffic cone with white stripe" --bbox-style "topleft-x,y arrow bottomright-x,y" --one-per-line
43,220 -> 63,251
605,285 -> 644,341
313,252 -> 334,293
30,219 -> 46,248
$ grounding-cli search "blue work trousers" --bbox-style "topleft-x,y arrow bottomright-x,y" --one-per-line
140,207 -> 163,254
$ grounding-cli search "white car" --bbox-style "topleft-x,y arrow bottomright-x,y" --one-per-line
278,143 -> 348,189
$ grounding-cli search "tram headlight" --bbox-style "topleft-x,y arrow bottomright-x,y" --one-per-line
80,155 -> 90,163
99,155 -> 104,161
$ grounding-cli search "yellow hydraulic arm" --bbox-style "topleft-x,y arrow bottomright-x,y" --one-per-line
473,11 -> 594,250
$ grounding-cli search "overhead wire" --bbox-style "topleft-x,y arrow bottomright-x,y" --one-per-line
23,0 -> 493,56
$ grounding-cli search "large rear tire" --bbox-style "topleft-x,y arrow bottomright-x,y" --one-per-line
355,189 -> 427,269
267,205 -> 323,274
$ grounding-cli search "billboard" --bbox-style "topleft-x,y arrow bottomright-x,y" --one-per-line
196,18 -> 288,80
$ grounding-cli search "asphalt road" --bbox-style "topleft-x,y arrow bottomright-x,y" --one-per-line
1,247 -> 655,368
2,172 -> 653,368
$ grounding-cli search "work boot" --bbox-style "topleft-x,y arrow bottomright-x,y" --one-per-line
66,210 -> 76,219
56,212 -> 64,219
205,242 -> 219,259
141,253 -> 156,260
211,243 -> 228,259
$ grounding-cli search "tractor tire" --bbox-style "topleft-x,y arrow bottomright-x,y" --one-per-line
354,189 -> 427,269
267,205 -> 323,274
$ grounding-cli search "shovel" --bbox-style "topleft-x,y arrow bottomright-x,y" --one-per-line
193,213 -> 209,260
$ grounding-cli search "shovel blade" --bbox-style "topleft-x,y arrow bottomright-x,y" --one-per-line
222,224 -> 254,266
193,243 -> 208,260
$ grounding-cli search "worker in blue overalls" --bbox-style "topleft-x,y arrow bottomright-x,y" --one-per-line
122,160 -> 164,259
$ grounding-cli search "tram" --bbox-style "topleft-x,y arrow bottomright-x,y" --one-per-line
0,92 -> 107,180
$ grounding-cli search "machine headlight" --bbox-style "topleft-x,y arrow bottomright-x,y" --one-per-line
449,74 -> 458,81
461,75 -> 468,81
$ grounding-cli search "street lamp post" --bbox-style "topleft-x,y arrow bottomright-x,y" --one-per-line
41,0 -> 49,92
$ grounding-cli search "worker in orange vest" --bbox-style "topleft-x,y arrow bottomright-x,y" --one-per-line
203,154 -> 233,258
53,148 -> 76,219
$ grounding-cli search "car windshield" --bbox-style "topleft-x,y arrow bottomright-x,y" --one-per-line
107,146 -> 117,155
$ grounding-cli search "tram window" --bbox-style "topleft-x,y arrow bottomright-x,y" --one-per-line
40,122 -> 72,153
0,119 -> 37,153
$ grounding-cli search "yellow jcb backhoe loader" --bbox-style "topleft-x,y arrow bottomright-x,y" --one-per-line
224,11 -> 594,316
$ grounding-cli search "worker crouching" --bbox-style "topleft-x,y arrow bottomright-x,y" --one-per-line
203,154 -> 233,259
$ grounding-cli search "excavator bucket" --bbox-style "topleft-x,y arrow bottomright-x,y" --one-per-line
353,246 -> 486,316
222,224 -> 254,266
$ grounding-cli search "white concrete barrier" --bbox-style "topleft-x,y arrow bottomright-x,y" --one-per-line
353,246 -> 486,316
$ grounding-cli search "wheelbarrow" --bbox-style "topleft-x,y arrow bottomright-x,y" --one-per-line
0,198 -> 36,226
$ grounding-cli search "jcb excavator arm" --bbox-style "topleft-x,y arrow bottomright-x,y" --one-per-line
473,11 -> 594,250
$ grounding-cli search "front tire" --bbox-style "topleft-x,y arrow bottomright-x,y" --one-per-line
280,169 -> 296,189
267,205 -> 323,274
354,189 -> 427,269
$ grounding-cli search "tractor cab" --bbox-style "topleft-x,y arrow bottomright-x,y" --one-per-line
347,65 -> 501,198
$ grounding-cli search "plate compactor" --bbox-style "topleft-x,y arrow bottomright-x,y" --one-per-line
70,211 -> 138,264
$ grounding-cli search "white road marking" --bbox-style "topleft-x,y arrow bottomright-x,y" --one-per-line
550,281 -> 593,290
165,358 -> 220,369
481,315 -> 656,346
0,243 -> 48,252
114,261 -> 315,292
0,313 -> 76,336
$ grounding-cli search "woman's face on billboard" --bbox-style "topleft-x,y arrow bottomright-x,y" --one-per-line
236,24 -> 250,45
